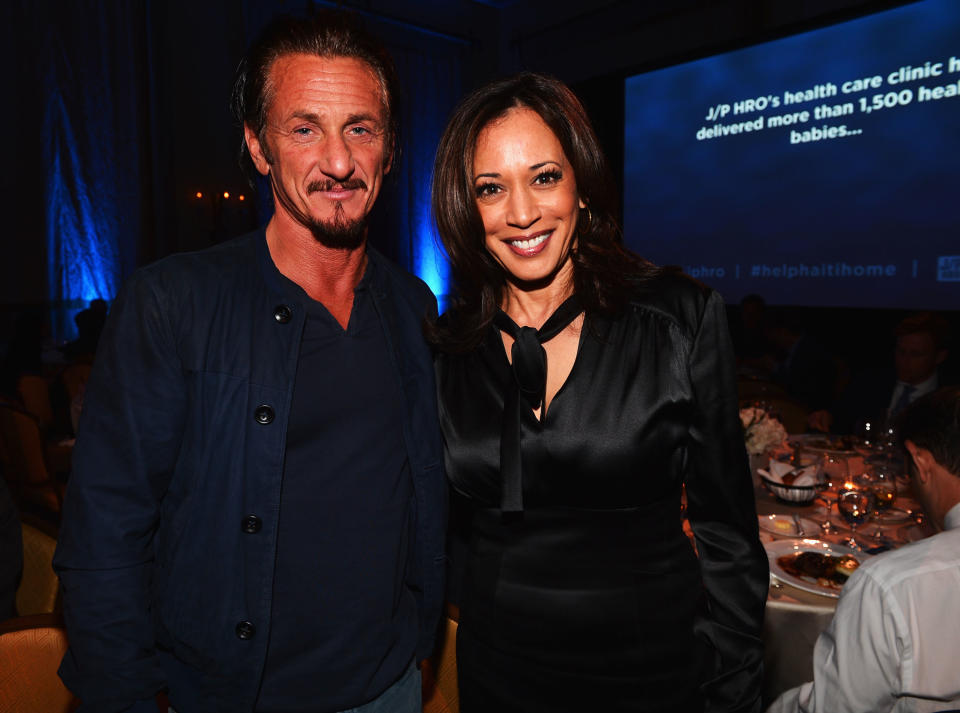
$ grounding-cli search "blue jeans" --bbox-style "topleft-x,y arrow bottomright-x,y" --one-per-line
340,660 -> 421,713
169,660 -> 421,713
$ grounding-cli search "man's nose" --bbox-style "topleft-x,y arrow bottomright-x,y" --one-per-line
506,188 -> 540,229
318,134 -> 356,180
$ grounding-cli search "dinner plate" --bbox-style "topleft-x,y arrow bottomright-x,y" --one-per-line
758,514 -> 820,538
766,539 -> 870,598
871,506 -> 913,524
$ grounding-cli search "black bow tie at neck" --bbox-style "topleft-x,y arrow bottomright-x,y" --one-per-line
493,295 -> 583,513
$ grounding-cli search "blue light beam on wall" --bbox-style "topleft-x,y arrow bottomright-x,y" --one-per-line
40,2 -> 149,343
413,211 -> 451,312
44,91 -> 120,305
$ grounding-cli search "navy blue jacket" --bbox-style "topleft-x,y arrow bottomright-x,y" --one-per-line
53,231 -> 447,712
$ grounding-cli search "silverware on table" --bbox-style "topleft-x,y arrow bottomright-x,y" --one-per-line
792,514 -> 806,537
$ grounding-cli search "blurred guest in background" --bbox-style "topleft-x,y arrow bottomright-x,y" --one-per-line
767,385 -> 960,713
432,72 -> 767,713
61,298 -> 108,363
762,309 -> 836,412
0,307 -> 45,399
809,312 -> 950,433
731,293 -> 770,365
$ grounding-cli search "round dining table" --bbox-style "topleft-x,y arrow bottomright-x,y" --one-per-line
751,448 -> 934,706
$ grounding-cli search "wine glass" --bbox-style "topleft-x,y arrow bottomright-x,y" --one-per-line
880,422 -> 899,452
818,454 -> 849,535
837,487 -> 871,550
854,417 -> 884,456
867,421 -> 900,466
868,464 -> 898,515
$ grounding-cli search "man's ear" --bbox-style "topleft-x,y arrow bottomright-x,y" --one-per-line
244,124 -> 272,176
905,440 -> 934,484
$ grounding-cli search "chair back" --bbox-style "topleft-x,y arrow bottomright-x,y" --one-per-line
0,614 -> 78,713
0,405 -> 50,485
0,405 -> 61,512
16,375 -> 54,432
58,364 -> 92,405
17,523 -> 60,616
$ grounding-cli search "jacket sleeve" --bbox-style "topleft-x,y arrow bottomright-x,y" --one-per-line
54,270 -> 186,711
684,289 -> 769,713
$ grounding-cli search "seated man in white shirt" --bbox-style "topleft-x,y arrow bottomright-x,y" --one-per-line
768,385 -> 960,713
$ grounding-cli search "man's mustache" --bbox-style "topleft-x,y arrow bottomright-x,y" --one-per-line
307,178 -> 367,194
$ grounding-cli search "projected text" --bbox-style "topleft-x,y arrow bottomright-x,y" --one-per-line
697,55 -> 960,145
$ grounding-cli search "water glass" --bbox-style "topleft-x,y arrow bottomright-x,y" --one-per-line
869,466 -> 898,513
818,454 -> 849,534
854,418 -> 879,452
838,487 -> 871,549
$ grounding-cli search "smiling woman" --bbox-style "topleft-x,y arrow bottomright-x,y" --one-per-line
472,107 -> 584,288
431,72 -> 769,713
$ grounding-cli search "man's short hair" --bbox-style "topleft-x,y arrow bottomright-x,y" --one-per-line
231,10 -> 400,182
899,385 -> 960,476
895,312 -> 951,351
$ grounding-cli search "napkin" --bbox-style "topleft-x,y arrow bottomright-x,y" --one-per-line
759,460 -> 818,487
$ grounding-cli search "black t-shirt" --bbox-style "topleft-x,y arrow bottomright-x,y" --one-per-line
256,260 -> 416,713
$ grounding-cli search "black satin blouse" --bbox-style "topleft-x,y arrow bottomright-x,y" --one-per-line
436,274 -> 768,713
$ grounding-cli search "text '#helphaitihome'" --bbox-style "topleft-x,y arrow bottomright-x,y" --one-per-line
750,262 -> 897,279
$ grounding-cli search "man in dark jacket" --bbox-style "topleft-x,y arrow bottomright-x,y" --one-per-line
54,12 -> 446,713
809,312 -> 951,434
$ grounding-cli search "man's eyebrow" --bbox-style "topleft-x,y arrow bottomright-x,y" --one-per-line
289,110 -> 321,123
345,112 -> 383,128
284,110 -> 383,129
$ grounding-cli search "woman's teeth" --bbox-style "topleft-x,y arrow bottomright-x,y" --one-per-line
510,233 -> 548,249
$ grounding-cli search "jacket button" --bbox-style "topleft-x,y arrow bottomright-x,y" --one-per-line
273,305 -> 292,324
235,621 -> 256,640
254,405 -> 274,424
241,515 -> 262,534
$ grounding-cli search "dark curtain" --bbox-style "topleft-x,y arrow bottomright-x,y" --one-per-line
42,2 -> 159,306
370,33 -> 464,309
7,0 -> 169,341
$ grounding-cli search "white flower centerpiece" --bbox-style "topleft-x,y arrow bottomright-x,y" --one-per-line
740,406 -> 788,483
740,406 -> 788,455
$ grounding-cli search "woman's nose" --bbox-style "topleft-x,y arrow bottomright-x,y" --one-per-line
505,188 -> 540,229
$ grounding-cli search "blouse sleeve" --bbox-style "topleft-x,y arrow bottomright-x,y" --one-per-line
684,289 -> 769,713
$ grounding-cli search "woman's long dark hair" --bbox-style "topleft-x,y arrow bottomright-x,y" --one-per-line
430,72 -> 668,352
